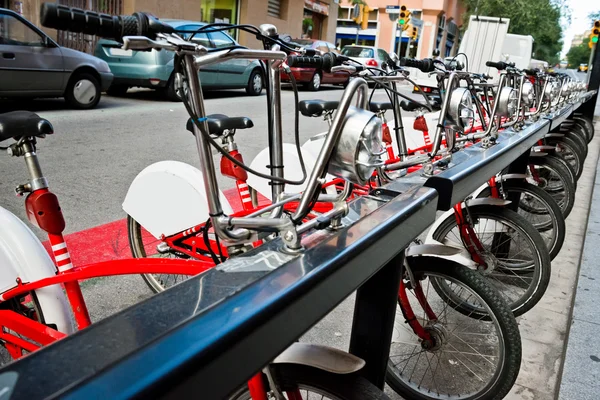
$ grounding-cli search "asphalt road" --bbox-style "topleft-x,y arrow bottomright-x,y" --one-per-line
0,84 -> 409,398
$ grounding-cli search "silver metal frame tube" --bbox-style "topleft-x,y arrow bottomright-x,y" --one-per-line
292,77 -> 369,221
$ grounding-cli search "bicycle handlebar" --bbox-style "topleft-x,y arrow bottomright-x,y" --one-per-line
286,53 -> 348,73
485,61 -> 515,70
400,57 -> 435,73
40,3 -> 174,41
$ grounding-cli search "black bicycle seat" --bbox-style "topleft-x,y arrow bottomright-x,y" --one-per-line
369,102 -> 393,113
0,111 -> 53,142
298,100 -> 339,117
186,114 -> 254,136
400,100 -> 427,112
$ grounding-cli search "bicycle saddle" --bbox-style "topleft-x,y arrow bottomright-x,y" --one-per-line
186,114 -> 254,136
369,102 -> 393,113
400,100 -> 426,112
299,100 -> 339,117
0,111 -> 54,142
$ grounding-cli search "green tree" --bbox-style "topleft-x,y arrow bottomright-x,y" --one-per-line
566,37 -> 591,67
462,0 -> 567,65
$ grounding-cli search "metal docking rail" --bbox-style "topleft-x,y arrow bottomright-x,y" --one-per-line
0,91 -> 596,400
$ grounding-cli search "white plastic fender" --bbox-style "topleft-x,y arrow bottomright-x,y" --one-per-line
122,161 -> 234,239
0,206 -> 74,334
273,342 -> 365,374
247,142 -> 336,200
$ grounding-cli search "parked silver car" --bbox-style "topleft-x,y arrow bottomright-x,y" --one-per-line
340,45 -> 391,74
0,8 -> 113,109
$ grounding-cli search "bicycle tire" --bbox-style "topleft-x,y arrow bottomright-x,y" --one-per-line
568,125 -> 590,157
386,257 -> 521,400
230,363 -> 390,399
544,136 -> 584,180
431,205 -> 551,316
127,215 -> 193,293
573,115 -> 594,142
476,181 -> 566,259
528,155 -> 576,218
546,152 -> 577,189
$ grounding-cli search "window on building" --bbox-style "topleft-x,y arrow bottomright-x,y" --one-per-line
368,9 -> 378,21
268,0 -> 282,18
338,7 -> 350,20
201,0 -> 239,38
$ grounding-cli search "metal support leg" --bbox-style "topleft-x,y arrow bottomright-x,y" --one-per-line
505,150 -> 530,212
492,150 -> 531,257
349,252 -> 403,388
580,38 -> 600,120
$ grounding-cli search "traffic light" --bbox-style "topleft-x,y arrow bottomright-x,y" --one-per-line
590,20 -> 600,48
410,26 -> 418,40
398,5 -> 411,31
352,4 -> 363,25
360,6 -> 372,30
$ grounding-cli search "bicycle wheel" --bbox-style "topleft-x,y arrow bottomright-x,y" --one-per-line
476,181 -> 565,260
545,136 -> 584,180
387,257 -> 521,400
567,125 -> 589,157
230,364 -> 389,399
528,155 -> 576,218
431,205 -> 551,316
128,215 -> 195,293
573,115 -> 594,142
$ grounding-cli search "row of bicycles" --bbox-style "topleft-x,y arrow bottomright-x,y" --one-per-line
0,3 -> 595,399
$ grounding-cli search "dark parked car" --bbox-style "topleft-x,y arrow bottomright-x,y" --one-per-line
281,39 -> 349,91
0,8 -> 113,109
95,20 -> 264,100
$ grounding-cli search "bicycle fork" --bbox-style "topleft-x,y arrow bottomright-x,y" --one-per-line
453,203 -> 488,268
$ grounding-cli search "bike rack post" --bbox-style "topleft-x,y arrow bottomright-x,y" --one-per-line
349,252 -> 404,388
580,42 -> 600,119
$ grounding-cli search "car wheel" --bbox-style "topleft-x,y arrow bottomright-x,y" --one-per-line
106,85 -> 128,97
246,69 -> 263,96
65,73 -> 101,109
307,72 -> 321,91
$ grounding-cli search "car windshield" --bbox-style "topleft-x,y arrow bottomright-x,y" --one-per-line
341,47 -> 374,58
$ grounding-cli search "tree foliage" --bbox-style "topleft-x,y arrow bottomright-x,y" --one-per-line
566,37 -> 591,67
462,0 -> 567,65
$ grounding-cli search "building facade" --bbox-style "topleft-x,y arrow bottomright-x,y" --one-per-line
336,0 -> 465,59
3,0 -> 338,50
571,30 -> 591,48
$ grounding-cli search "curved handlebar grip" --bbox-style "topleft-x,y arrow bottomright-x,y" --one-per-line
286,53 -> 344,73
485,61 -> 508,70
523,68 -> 537,76
400,57 -> 435,73
40,3 -> 174,41
287,55 -> 325,69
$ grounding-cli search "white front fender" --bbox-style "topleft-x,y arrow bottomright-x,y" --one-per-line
273,342 -> 365,374
122,161 -> 233,239
0,206 -> 74,334
247,141 -> 336,200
